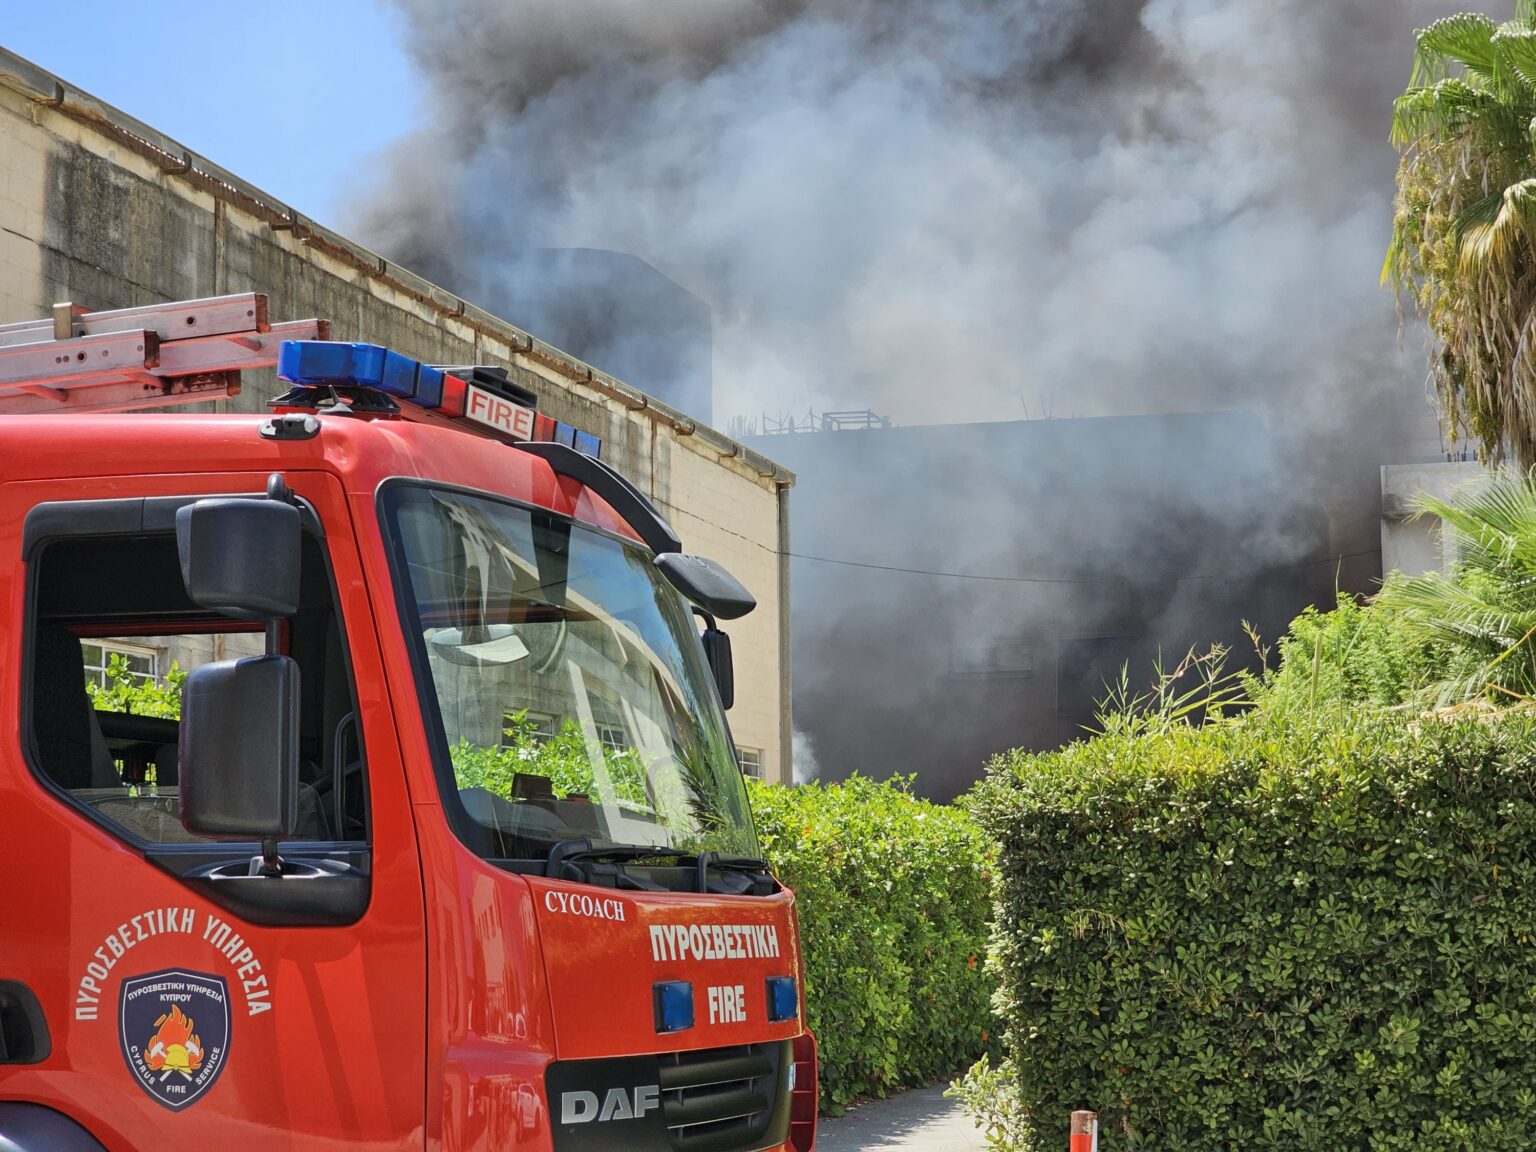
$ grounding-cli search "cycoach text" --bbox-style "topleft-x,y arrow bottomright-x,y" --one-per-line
545,890 -> 627,921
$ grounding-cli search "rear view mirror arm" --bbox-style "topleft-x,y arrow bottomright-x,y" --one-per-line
516,441 -> 683,555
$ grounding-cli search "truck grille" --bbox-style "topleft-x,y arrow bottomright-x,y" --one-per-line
545,1040 -> 792,1152
660,1041 -> 790,1152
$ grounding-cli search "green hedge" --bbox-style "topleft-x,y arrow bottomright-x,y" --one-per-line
968,710 -> 1536,1150
748,775 -> 995,1110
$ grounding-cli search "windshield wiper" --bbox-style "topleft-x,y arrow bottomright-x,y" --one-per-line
696,851 -> 777,896
544,840 -> 778,895
545,839 -> 685,889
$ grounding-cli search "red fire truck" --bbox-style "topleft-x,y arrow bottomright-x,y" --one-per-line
0,294 -> 816,1151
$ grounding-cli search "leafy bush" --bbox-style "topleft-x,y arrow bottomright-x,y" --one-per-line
1242,472 -> 1536,716
87,652 -> 184,718
450,711 -> 650,806
748,774 -> 996,1111
969,708 -> 1536,1150
1246,589 -> 1434,717
948,1054 -> 1029,1151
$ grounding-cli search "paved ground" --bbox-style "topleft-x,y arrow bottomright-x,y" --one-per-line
815,1086 -> 988,1152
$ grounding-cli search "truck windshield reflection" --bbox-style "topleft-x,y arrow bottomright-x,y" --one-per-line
384,485 -> 758,870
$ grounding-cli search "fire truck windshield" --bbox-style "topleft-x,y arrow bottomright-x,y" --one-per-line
382,483 -> 759,867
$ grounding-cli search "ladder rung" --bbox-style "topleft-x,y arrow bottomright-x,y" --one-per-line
0,292 -> 270,349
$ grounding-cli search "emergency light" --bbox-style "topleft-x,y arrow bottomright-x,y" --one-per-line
275,340 -> 601,457
653,981 -> 695,1033
766,976 -> 798,1023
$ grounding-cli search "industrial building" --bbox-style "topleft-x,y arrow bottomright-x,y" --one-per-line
746,411 -> 1336,802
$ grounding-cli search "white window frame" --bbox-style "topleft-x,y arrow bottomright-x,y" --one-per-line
501,710 -> 559,745
81,640 -> 161,689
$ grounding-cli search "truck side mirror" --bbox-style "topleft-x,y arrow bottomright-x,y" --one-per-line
655,554 -> 756,620
176,498 -> 301,619
180,655 -> 300,845
701,624 -> 735,711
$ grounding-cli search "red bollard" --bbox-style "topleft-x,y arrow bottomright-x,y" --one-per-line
1070,1110 -> 1098,1152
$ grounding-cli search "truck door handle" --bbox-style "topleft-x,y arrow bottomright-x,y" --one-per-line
0,982 -> 50,1064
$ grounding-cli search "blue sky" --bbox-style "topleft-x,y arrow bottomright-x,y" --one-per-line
1,0 -> 417,224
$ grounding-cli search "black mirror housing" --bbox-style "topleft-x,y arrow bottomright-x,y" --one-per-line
180,655 -> 300,839
655,554 -> 756,620
176,498 -> 301,620
701,627 -> 735,711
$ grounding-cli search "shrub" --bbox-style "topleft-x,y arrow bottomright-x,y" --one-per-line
748,774 -> 996,1111
1248,589 -> 1434,717
970,708 -> 1536,1151
87,652 -> 184,718
449,711 -> 650,806
948,1054 -> 1029,1151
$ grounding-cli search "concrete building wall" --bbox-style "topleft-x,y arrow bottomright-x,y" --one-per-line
0,51 -> 793,783
1381,462 -> 1490,577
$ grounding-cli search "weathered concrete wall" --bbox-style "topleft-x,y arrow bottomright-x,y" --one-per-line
1381,461 -> 1490,577
0,51 -> 793,783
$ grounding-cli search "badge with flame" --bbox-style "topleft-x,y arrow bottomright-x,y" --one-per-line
119,969 -> 229,1110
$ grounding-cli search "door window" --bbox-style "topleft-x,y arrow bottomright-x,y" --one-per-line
24,515 -> 367,847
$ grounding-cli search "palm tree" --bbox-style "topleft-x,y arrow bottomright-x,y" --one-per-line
1385,5 -> 1536,466
1376,470 -> 1536,704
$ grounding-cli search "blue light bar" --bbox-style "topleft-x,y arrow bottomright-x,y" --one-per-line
277,340 -> 388,387
653,981 -> 694,1033
766,976 -> 798,1023
274,341 -> 607,457
278,340 -> 449,410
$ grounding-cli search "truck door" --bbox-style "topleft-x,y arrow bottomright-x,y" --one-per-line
0,471 -> 426,1150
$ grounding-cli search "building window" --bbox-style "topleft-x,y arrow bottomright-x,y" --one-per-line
502,710 -> 558,745
737,747 -> 763,778
586,692 -> 630,755
595,721 -> 630,755
81,641 -> 160,690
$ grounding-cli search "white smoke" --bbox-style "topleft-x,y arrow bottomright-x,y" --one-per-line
791,727 -> 820,786
349,0 -> 1470,793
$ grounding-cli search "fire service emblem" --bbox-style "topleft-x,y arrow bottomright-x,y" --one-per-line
119,969 -> 230,1110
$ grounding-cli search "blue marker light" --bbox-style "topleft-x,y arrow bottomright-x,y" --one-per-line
766,976 -> 798,1023
654,981 -> 694,1033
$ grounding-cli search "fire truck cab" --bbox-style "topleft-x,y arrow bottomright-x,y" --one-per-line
0,295 -> 816,1151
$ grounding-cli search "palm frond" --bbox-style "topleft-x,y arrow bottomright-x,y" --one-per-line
1505,177 -> 1536,245
1450,190 -> 1504,247
1412,471 -> 1536,567
1452,192 -> 1512,275
1413,13 -> 1501,86
1493,22 -> 1536,93
1381,229 -> 1405,287
1379,471 -> 1536,704
1390,79 -> 1500,145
